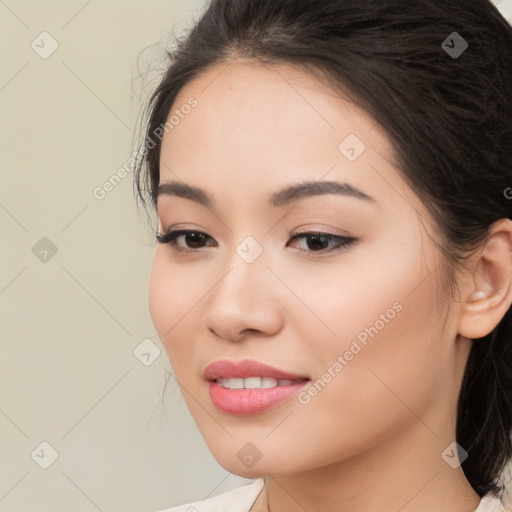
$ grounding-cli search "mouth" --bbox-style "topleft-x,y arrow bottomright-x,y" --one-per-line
203,359 -> 311,415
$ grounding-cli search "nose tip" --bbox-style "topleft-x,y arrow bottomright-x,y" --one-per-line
203,258 -> 284,343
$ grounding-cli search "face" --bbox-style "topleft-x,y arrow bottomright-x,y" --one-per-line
149,60 -> 465,478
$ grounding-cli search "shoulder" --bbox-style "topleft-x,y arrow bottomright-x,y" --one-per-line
155,478 -> 265,512
475,492 -> 508,512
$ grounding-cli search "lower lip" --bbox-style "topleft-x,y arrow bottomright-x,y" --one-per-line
208,380 -> 310,415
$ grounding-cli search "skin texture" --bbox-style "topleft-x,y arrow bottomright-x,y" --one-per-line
148,59 -> 512,512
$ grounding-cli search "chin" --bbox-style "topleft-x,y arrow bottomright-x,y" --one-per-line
207,447 -> 271,478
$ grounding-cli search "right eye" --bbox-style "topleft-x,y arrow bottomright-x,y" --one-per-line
155,229 -> 217,253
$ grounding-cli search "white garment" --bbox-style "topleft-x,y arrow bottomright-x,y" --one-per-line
156,478 -> 508,512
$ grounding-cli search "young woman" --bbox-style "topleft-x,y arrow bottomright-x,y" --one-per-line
133,0 -> 512,510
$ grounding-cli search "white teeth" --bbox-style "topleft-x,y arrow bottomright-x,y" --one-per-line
261,377 -> 278,388
244,377 -> 265,389
226,378 -> 244,389
217,377 -> 297,389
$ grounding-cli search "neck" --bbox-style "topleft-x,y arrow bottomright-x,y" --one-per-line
257,423 -> 480,512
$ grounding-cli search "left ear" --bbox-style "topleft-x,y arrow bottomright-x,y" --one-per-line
457,218 -> 512,340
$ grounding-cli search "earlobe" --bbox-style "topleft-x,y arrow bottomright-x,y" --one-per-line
457,219 -> 512,340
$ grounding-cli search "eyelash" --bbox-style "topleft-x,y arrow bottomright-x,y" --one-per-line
155,229 -> 356,256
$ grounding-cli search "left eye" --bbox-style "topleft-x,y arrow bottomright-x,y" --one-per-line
155,229 -> 356,255
289,231 -> 356,254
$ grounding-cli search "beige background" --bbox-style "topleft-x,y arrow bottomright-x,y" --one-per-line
1,1 -> 511,511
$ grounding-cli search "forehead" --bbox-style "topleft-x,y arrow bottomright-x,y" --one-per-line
166,59 -> 385,153
158,59 -> 419,214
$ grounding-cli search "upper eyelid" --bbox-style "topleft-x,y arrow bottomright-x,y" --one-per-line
157,228 -> 351,239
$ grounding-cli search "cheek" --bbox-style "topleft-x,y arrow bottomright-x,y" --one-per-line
148,251 -> 197,354
148,251 -> 168,334
294,235 -> 445,421
148,250 -> 219,384
275,235 -> 425,348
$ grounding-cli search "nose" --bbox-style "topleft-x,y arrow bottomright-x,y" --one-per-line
202,247 -> 285,343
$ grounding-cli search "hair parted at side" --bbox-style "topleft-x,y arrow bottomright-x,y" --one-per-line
132,0 -> 512,498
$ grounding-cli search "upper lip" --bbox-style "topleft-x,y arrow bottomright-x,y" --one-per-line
203,359 -> 310,381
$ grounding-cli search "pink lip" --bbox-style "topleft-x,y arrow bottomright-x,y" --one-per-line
203,359 -> 310,416
203,359 -> 309,381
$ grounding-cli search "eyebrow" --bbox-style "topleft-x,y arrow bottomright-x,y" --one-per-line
157,179 -> 378,209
